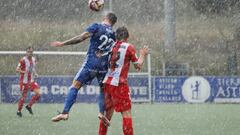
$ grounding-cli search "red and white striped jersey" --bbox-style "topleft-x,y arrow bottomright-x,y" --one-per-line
103,41 -> 138,86
17,56 -> 37,84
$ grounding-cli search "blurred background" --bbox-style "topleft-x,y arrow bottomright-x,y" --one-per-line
0,0 -> 240,76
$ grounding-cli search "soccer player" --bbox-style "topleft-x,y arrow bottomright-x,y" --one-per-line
98,26 -> 149,135
16,46 -> 41,117
50,12 -> 117,123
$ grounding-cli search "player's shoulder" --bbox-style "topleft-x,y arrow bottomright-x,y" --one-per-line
119,42 -> 134,49
89,22 -> 101,28
126,43 -> 136,50
125,43 -> 136,54
128,43 -> 135,48
86,23 -> 101,33
19,56 -> 26,64
20,56 -> 27,61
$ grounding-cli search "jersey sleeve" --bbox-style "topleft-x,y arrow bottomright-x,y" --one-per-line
86,23 -> 99,34
128,44 -> 138,64
17,59 -> 25,71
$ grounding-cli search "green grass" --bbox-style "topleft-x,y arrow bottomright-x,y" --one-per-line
0,103 -> 240,135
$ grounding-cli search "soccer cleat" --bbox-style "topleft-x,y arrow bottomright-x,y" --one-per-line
98,113 -> 110,127
51,113 -> 69,122
17,111 -> 22,117
25,105 -> 33,115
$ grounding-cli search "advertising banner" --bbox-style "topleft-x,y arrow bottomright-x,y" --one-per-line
0,76 -> 149,103
1,76 -> 240,103
154,76 -> 240,103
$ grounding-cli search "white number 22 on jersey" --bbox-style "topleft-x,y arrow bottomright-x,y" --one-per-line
98,35 -> 114,51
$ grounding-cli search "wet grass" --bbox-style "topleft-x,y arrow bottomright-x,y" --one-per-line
0,103 -> 239,135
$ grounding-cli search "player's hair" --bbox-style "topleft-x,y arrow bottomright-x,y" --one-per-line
106,12 -> 117,25
116,26 -> 129,41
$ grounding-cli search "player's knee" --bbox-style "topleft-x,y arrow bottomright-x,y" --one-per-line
36,94 -> 40,100
122,110 -> 132,118
22,92 -> 28,98
106,108 -> 114,120
36,93 -> 41,97
21,95 -> 26,99
34,89 -> 41,96
72,80 -> 82,90
21,95 -> 27,101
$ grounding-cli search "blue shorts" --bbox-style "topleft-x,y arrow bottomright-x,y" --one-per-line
74,67 -> 107,87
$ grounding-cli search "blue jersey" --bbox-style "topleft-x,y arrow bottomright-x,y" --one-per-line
84,23 -> 115,72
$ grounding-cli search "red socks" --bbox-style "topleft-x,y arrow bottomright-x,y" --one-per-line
123,117 -> 133,135
98,120 -> 108,135
28,94 -> 40,107
18,94 -> 40,112
17,92 -> 28,111
98,117 -> 133,135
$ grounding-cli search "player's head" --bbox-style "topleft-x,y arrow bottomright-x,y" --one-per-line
116,26 -> 129,41
104,12 -> 117,26
26,46 -> 33,57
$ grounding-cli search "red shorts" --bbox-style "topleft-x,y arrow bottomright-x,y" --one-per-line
20,81 -> 40,92
104,83 -> 131,112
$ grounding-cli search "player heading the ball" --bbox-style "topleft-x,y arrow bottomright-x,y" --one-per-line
50,12 -> 117,126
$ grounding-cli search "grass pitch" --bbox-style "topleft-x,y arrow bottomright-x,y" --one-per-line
0,103 -> 240,135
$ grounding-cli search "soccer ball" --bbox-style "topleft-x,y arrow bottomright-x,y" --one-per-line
88,0 -> 104,12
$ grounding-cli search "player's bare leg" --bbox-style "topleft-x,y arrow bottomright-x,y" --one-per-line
26,88 -> 41,115
98,112 -> 111,127
121,110 -> 133,135
51,80 -> 81,122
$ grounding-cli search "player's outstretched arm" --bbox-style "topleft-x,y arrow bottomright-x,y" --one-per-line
134,46 -> 149,70
50,32 -> 91,47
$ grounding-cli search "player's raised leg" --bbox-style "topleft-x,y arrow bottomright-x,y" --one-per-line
51,67 -> 96,122
51,80 -> 81,122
